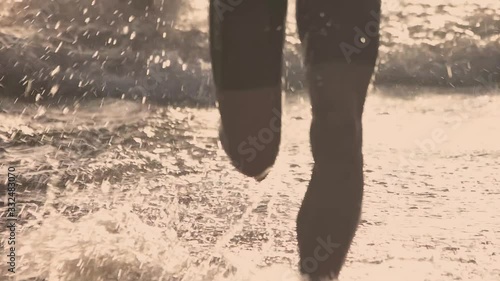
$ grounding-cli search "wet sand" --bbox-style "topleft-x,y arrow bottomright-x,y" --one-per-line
1,88 -> 499,281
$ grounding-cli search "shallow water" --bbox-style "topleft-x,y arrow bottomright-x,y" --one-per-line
1,0 -> 499,280
1,87 -> 499,281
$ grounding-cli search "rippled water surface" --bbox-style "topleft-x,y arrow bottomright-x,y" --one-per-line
1,0 -> 500,281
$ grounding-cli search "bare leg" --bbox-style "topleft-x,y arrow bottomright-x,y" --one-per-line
295,0 -> 381,279
210,0 -> 287,179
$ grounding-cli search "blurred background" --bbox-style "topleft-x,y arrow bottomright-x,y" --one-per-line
0,1 -> 499,281
0,0 -> 498,104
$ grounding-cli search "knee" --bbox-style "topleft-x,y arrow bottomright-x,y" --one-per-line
310,113 -> 362,148
309,113 -> 363,170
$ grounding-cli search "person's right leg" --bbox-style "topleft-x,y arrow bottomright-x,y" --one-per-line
210,0 -> 287,180
295,0 -> 381,279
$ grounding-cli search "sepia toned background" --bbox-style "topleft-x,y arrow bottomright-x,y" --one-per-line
0,0 -> 499,280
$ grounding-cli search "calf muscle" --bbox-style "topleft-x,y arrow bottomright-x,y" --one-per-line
295,0 -> 380,279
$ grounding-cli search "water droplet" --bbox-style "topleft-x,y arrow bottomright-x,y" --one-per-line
162,60 -> 170,68
55,42 -> 63,53
50,66 -> 61,77
50,84 -> 60,96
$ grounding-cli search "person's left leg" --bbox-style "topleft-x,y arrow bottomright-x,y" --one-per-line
210,0 -> 288,180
